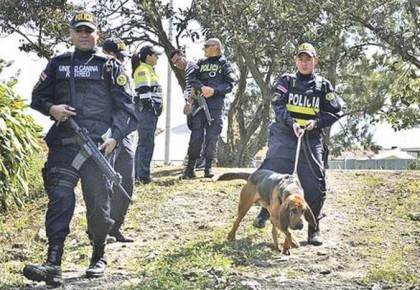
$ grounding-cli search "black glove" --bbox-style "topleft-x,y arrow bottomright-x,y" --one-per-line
140,98 -> 153,111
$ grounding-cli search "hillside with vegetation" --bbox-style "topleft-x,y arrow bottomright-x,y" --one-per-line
1,166 -> 419,290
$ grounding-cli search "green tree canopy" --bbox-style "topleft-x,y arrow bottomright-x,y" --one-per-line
0,0 -> 418,165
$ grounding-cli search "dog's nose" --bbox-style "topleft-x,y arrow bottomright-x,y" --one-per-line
294,222 -> 304,230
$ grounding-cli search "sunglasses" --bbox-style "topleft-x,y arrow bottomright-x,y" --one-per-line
74,27 -> 95,34
204,44 -> 216,48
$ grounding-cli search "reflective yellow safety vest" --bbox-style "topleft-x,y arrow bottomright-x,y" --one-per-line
133,62 -> 163,104
286,73 -> 323,127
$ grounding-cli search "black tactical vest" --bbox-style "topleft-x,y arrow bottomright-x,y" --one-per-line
53,51 -> 113,138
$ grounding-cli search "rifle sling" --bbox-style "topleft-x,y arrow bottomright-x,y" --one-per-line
69,52 -> 77,110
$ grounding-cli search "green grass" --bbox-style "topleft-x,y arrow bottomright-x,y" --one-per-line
1,168 -> 419,289
364,252 -> 418,285
348,173 -> 419,286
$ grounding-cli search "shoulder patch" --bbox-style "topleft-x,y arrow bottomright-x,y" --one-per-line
325,92 -> 336,101
116,74 -> 128,86
276,84 -> 287,94
137,71 -> 146,77
272,92 -> 281,102
40,71 -> 47,81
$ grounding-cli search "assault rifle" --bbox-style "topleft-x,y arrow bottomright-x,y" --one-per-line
192,93 -> 213,125
65,118 -> 132,203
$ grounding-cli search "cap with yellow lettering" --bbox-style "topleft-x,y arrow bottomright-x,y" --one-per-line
70,11 -> 97,30
296,43 -> 317,57
103,38 -> 129,60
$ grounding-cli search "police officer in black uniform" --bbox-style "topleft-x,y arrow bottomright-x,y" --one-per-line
181,38 -> 236,179
253,43 -> 342,246
23,11 -> 137,286
102,37 -> 135,243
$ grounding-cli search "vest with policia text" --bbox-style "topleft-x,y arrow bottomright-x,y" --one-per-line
190,56 -> 235,109
133,62 -> 163,105
285,72 -> 324,127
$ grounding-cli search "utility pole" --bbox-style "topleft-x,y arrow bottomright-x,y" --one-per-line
164,0 -> 173,165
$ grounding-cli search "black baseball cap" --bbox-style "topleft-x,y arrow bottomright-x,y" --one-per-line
70,11 -> 97,30
103,38 -> 129,60
139,45 -> 162,58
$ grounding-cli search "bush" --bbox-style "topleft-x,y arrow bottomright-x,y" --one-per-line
407,160 -> 420,170
0,80 -> 44,212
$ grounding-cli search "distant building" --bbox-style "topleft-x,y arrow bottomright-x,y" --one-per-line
372,147 -> 416,160
329,147 -> 418,170
401,147 -> 420,159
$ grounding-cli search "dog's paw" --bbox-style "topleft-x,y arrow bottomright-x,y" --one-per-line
282,247 -> 291,255
291,239 -> 300,248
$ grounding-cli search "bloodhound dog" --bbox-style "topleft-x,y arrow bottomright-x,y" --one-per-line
216,169 -> 317,255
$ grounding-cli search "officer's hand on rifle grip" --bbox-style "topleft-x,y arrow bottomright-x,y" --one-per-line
183,102 -> 192,115
98,138 -> 117,156
201,86 -> 214,98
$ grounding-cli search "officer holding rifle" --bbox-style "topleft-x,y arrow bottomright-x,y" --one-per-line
23,11 -> 136,286
180,38 -> 236,179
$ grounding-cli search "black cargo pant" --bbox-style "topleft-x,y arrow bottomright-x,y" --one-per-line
110,136 -> 134,231
43,145 -> 114,247
187,107 -> 224,160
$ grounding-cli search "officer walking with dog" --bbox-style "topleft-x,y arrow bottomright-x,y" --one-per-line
131,45 -> 163,184
102,37 -> 135,243
253,43 -> 342,246
180,38 -> 236,179
23,11 -> 137,286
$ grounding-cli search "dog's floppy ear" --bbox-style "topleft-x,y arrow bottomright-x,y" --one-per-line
279,201 -> 290,231
303,201 -> 317,228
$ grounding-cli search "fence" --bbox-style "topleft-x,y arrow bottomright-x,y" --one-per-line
329,159 -> 417,170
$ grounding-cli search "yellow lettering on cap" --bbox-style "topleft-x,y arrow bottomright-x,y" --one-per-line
117,43 -> 126,50
299,43 -> 313,51
75,13 -> 93,22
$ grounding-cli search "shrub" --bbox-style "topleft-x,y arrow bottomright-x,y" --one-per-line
407,160 -> 420,170
0,80 -> 43,212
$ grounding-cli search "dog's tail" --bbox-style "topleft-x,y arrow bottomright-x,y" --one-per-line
213,172 -> 251,181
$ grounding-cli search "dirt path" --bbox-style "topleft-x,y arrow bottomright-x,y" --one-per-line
12,168 -> 420,289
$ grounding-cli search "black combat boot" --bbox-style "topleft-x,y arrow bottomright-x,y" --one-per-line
86,244 -> 107,278
203,159 -> 214,178
195,157 -> 205,168
180,159 -> 196,179
23,244 -> 63,286
308,224 -> 323,246
253,207 -> 270,228
109,228 -> 134,243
